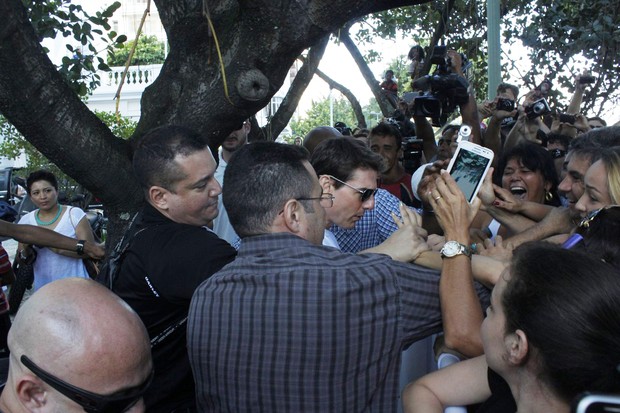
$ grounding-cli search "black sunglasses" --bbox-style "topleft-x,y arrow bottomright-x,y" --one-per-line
328,175 -> 378,203
21,355 -> 153,413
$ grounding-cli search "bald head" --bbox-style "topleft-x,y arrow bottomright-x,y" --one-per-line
303,126 -> 342,155
1,278 -> 151,412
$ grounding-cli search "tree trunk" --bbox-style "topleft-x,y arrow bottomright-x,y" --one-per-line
257,35 -> 330,141
300,57 -> 368,128
339,29 -> 393,117
0,0 -> 430,245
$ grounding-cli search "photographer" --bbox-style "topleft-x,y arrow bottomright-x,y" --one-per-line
503,88 -> 551,153
480,83 -> 519,161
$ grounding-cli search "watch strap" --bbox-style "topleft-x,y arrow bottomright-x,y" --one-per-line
441,241 -> 472,259
76,240 -> 86,256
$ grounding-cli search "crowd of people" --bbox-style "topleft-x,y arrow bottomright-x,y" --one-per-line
0,45 -> 617,413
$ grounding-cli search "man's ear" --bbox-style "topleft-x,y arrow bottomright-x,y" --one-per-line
281,199 -> 304,234
148,186 -> 169,211
505,329 -> 529,366
319,175 -> 332,193
16,376 -> 47,410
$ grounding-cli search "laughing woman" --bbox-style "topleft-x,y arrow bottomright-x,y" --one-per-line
17,170 -> 95,291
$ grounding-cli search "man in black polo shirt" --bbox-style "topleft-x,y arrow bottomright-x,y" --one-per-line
113,125 -> 236,412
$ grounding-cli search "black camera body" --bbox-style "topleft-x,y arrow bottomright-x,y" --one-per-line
334,122 -> 352,136
579,75 -> 595,84
525,98 -> 551,119
401,137 -> 424,174
559,113 -> 576,124
429,46 -> 468,76
496,98 -> 515,112
411,74 -> 469,126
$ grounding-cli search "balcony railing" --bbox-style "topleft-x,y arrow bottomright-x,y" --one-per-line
99,64 -> 162,92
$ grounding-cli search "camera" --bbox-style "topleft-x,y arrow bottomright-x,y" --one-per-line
525,98 -> 551,119
457,125 -> 471,142
334,122 -> 352,136
401,137 -> 423,174
579,75 -> 595,84
410,74 -> 469,126
429,46 -> 469,76
559,113 -> 576,124
496,98 -> 515,112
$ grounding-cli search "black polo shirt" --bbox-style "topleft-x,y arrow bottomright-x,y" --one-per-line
113,203 -> 236,413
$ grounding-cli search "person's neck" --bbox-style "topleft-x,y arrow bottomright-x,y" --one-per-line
508,370 -> 569,413
381,164 -> 406,185
221,148 -> 233,163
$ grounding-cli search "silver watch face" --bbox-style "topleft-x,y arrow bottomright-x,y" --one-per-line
442,241 -> 463,257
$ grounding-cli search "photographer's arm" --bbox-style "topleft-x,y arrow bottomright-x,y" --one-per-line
484,105 -> 517,161
412,115 -> 438,161
446,49 -> 482,145
567,72 -> 589,115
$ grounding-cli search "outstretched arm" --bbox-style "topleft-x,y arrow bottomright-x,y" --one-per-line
5,220 -> 104,259
429,170 -> 484,357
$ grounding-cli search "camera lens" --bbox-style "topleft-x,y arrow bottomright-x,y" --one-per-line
533,102 -> 544,113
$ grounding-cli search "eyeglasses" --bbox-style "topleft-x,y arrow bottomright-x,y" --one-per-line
578,205 -> 620,229
21,355 -> 153,413
297,193 -> 335,208
328,175 -> 378,203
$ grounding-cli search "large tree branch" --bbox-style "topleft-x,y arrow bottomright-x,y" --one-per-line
339,28 -> 392,116
257,34 -> 331,141
421,0 -> 456,76
0,0 -> 142,213
301,56 -> 368,128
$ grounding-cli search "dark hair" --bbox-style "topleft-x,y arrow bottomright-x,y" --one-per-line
442,124 -> 460,137
576,206 -> 620,270
26,170 -> 58,194
369,122 -> 403,150
385,69 -> 394,76
496,82 -> 519,99
132,125 -> 209,195
407,45 -> 425,61
546,133 -> 571,150
223,142 -> 315,238
495,142 -> 560,206
587,116 -> 607,127
503,243 -> 620,401
568,127 -> 620,166
310,137 -> 383,186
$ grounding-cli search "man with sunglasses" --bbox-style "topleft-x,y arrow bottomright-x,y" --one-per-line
188,141 -> 446,413
0,278 -> 152,413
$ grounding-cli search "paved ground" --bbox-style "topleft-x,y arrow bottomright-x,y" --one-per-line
2,239 -> 17,260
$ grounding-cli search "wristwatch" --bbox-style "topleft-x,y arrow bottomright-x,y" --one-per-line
440,240 -> 472,259
76,240 -> 86,256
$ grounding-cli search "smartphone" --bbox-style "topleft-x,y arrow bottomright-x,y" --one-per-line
572,392 -> 620,413
446,141 -> 494,203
